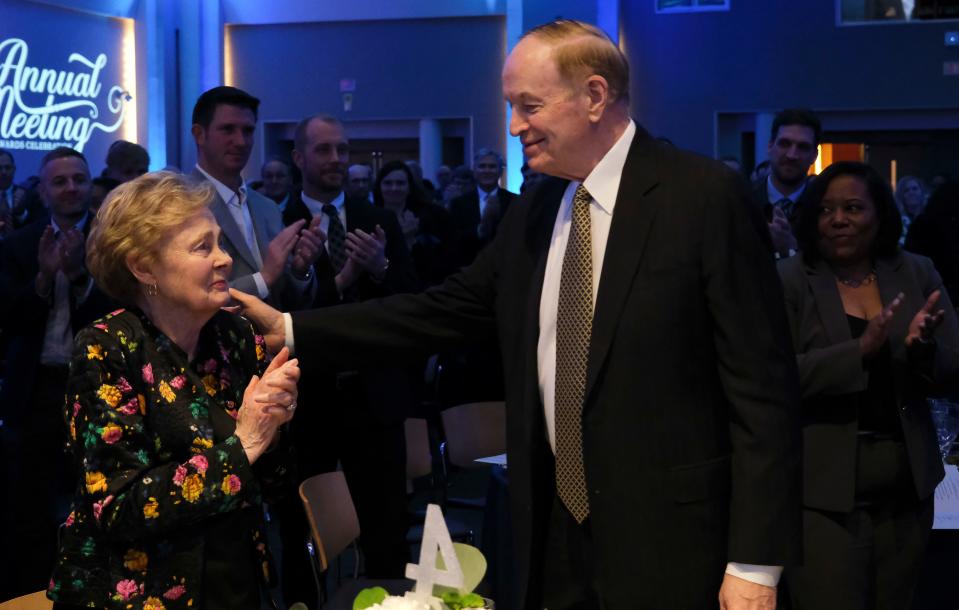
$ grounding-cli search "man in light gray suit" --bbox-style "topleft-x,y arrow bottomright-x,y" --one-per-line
190,86 -> 324,309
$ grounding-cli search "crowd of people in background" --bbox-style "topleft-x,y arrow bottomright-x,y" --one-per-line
0,77 -> 957,610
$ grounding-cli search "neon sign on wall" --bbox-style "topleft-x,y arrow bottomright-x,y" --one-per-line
0,38 -> 131,153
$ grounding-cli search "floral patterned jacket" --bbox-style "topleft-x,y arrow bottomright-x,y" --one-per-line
48,308 -> 286,609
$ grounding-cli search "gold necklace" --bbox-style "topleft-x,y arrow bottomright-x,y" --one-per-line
836,270 -> 877,288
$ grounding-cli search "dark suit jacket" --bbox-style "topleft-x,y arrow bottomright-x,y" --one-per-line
0,218 -> 114,428
778,252 -> 959,512
289,128 -> 803,608
283,191 -> 418,425
448,187 -> 517,268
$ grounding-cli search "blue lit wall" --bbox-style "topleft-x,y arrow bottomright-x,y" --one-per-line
622,0 -> 959,156
226,16 -> 507,177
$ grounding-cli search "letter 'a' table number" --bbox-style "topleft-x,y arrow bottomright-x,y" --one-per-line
405,504 -> 464,597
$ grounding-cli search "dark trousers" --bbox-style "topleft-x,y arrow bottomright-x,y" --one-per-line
278,372 -> 409,606
785,437 -> 933,610
533,495 -> 603,610
1,365 -> 73,600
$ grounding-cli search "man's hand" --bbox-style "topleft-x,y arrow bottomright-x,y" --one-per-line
261,220 -> 305,287
228,288 -> 286,353
346,225 -> 388,279
719,573 -> 776,610
335,255 -> 361,294
291,217 -> 325,276
35,225 -> 60,296
58,228 -> 87,282
767,206 -> 797,256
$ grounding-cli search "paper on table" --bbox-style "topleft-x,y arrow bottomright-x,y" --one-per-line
933,464 -> 959,529
474,453 -> 507,467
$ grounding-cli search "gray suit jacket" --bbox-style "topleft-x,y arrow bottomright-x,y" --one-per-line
191,169 -> 311,309
778,251 -> 959,511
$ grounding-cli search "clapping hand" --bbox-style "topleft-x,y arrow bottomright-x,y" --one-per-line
261,220 -> 304,287
35,225 -> 61,296
859,292 -> 903,358
235,347 -> 300,464
58,228 -> 87,282
291,216 -> 326,277
346,225 -> 388,279
767,207 -> 797,256
399,210 -> 419,247
906,290 -> 946,347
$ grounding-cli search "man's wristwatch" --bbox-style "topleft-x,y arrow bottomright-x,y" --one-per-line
292,265 -> 313,282
371,258 -> 390,282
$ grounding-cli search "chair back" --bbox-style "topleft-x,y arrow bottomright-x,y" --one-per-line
299,471 -> 361,572
440,401 -> 506,467
0,591 -> 52,610
405,417 -> 433,480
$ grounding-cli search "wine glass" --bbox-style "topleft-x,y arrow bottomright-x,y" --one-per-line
929,399 -> 959,460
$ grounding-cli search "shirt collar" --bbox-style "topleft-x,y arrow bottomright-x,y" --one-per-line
478,185 -> 499,200
301,190 -> 345,216
50,213 -> 88,235
580,119 -> 636,216
766,175 -> 806,204
196,164 -> 246,207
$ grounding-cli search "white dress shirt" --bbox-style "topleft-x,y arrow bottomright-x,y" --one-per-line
477,185 -> 499,218
765,175 -> 806,206
196,165 -> 269,299
301,190 -> 346,258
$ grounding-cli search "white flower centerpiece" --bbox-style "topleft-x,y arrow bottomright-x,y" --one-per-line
354,504 -> 492,610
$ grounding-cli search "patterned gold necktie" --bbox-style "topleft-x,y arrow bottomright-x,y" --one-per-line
555,184 -> 593,523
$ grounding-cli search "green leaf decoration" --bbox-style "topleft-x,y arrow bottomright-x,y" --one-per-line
433,543 -> 486,597
439,591 -> 486,609
353,586 -> 389,610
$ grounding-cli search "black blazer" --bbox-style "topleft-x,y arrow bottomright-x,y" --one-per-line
289,128 -> 803,608
778,252 -> 959,512
283,192 -> 418,425
448,188 -> 517,267
0,219 -> 115,427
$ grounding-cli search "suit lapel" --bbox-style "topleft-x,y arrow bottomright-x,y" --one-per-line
246,193 -> 271,263
875,254 -> 910,362
209,191 -> 258,271
584,131 -> 662,402
807,259 -> 853,345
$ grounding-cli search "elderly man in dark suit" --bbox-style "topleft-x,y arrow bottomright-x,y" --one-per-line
0,147 -> 115,600
190,86 -> 324,310
233,19 -> 801,610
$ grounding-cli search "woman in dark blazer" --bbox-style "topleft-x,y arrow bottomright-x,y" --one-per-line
374,160 -> 455,289
778,161 -> 959,610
